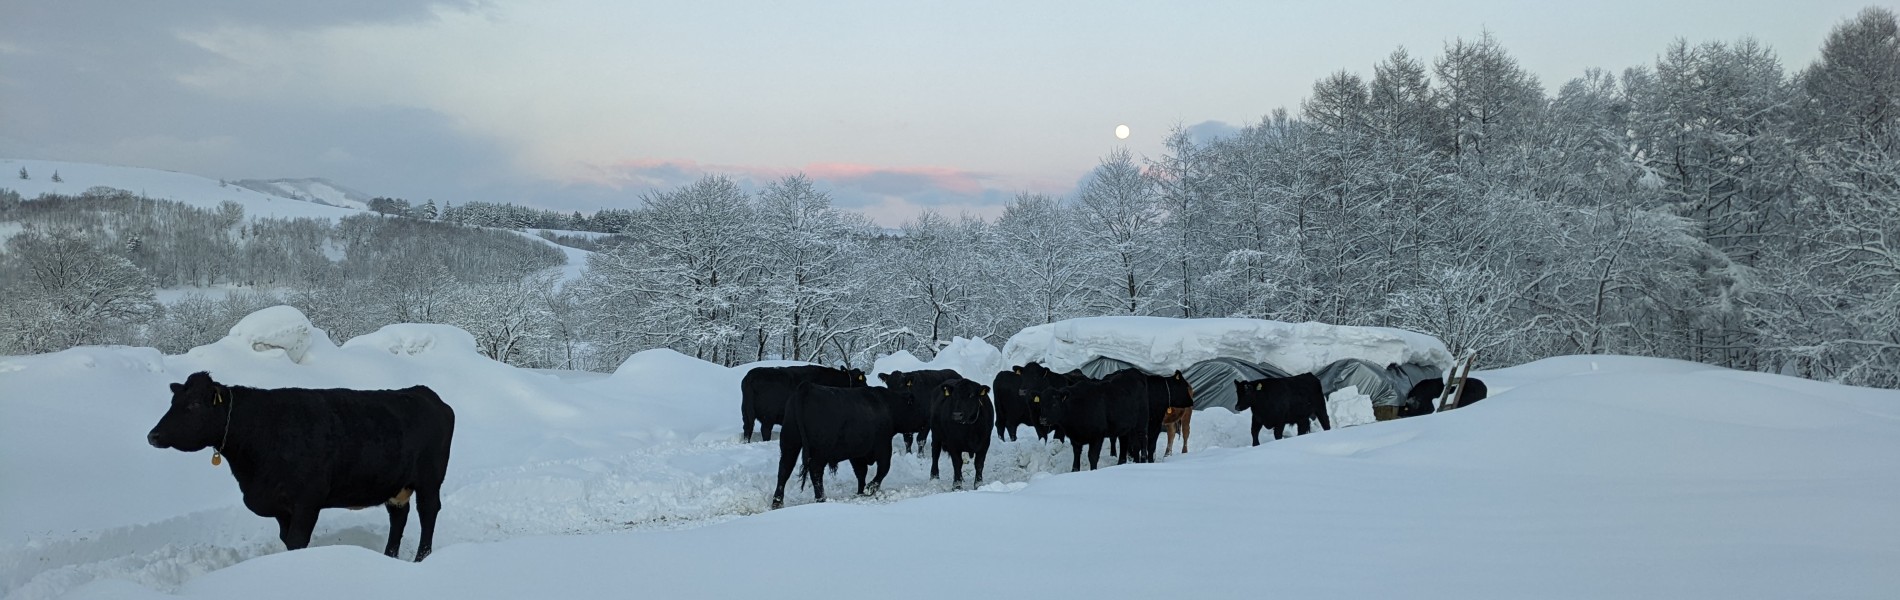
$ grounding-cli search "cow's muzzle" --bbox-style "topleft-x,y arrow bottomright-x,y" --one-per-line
146,431 -> 167,448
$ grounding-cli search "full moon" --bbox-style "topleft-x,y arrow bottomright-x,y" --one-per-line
1115,124 -> 1130,139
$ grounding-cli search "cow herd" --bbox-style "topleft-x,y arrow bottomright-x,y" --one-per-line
746,360 -> 1484,509
140,359 -> 1487,562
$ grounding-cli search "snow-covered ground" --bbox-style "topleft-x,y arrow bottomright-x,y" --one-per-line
232,178 -> 373,211
2,312 -> 1896,599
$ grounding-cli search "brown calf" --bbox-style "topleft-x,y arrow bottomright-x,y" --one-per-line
1162,406 -> 1192,457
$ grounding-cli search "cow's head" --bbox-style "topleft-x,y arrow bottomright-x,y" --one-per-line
1232,380 -> 1259,413
878,371 -> 903,388
148,371 -> 226,451
1038,387 -> 1073,427
938,380 -> 990,426
845,368 -> 868,387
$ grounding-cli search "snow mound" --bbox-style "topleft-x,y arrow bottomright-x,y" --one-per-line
1001,316 -> 1452,375
342,324 -> 480,357
871,337 -> 1005,385
209,305 -> 333,364
607,348 -> 733,384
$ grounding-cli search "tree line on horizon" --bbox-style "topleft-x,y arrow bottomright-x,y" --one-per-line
1,8 -> 1894,387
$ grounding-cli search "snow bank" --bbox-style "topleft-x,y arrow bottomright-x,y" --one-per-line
870,337 -> 1005,385
342,323 -> 480,357
1001,316 -> 1453,375
185,305 -> 332,364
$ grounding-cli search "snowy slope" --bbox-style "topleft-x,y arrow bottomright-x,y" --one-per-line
231,178 -> 373,211
3,313 -> 1897,599
0,159 -> 363,221
0,159 -> 595,286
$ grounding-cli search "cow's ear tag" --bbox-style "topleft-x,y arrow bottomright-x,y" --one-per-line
1033,396 -> 1040,403
907,381 -> 913,388
212,390 -> 222,405
1255,383 -> 1262,391
979,386 -> 990,396
943,388 -> 951,397
211,451 -> 222,466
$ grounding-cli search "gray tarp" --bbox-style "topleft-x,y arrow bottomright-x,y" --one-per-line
1315,358 -> 1443,408
1075,355 -> 1293,412
1077,356 -> 1142,379
1181,357 -> 1291,411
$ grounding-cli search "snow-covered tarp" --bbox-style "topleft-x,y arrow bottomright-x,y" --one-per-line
1001,316 -> 1454,377
1315,358 -> 1446,409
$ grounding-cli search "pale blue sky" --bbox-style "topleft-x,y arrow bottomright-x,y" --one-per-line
0,1 -> 1875,224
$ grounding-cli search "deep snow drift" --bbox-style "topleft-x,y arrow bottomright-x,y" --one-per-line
2,314 -> 1897,599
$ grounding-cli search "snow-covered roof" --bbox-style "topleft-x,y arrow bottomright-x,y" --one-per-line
1000,316 -> 1454,376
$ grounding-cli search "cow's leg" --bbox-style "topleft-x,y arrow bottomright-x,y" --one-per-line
771,443 -> 799,509
972,448 -> 986,486
916,430 -> 929,454
1181,416 -> 1191,454
1297,417 -> 1313,436
1250,422 -> 1263,446
1070,442 -> 1084,472
742,408 -> 755,443
851,459 -> 871,495
413,487 -> 441,562
949,448 -> 965,489
902,432 -> 915,454
1086,440 -> 1103,470
1318,410 -> 1333,431
1164,424 -> 1176,457
929,439 -> 943,480
1108,436 -> 1118,458
869,452 -> 890,495
1273,423 -> 1287,440
280,506 -> 319,551
760,419 -> 774,443
383,493 -> 410,558
806,460 -> 827,503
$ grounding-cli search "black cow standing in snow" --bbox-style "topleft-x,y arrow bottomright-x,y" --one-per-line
991,368 -> 1034,441
1017,362 -> 1085,441
928,378 -> 995,489
1404,377 -> 1489,416
881,369 -> 961,453
146,371 -> 455,561
771,383 -> 898,509
1041,370 -> 1150,471
742,365 -> 867,442
1232,373 -> 1332,446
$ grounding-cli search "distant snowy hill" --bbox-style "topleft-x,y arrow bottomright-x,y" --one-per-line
0,158 -> 362,221
0,158 -> 596,286
231,177 -> 374,211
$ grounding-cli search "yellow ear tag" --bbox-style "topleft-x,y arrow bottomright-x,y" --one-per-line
211,452 -> 222,466
943,388 -> 950,396
1033,396 -> 1040,403
1255,383 -> 1262,391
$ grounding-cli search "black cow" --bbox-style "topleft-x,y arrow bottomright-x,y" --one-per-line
880,369 -> 961,453
1017,362 -> 1085,441
771,383 -> 898,509
1041,370 -> 1149,471
146,372 -> 455,562
742,365 -> 867,442
1232,373 -> 1332,446
1402,377 -> 1489,416
991,368 -> 1033,441
928,379 -> 995,489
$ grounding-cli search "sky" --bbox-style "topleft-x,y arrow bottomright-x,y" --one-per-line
0,1 -> 1877,226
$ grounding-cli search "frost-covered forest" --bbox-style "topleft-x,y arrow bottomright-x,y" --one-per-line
2,9 -> 1896,386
